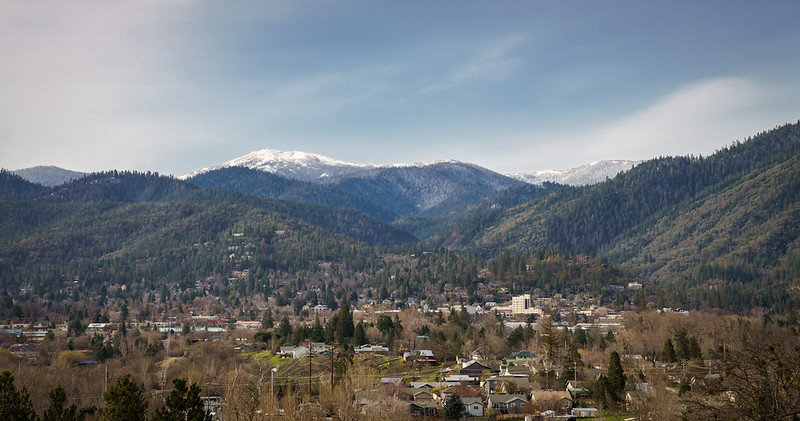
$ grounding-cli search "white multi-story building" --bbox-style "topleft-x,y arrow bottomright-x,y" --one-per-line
511,294 -> 544,315
511,294 -> 532,314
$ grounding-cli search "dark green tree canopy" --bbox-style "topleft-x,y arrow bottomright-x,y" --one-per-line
41,385 -> 80,421
152,378 -> 209,421
0,370 -> 37,421
607,351 -> 626,402
442,393 -> 465,419
103,374 -> 148,421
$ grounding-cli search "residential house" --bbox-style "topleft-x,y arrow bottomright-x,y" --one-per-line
625,390 -> 651,411
483,375 -> 534,394
411,381 -> 461,390
461,397 -> 484,417
355,344 -> 389,354
531,390 -> 573,414
487,394 -> 528,414
380,377 -> 407,389
504,350 -> 535,364
566,380 -> 592,399
310,342 -> 331,355
279,346 -> 309,359
409,400 -> 439,418
86,322 -> 110,332
437,385 -> 484,402
410,381 -> 456,389
234,320 -> 262,330
459,360 -> 493,377
572,407 -> 599,417
411,389 -> 433,401
500,364 -> 534,378
403,349 -> 437,365
443,374 -> 478,385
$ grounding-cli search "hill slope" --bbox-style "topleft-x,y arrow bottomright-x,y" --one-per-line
187,167 -> 397,222
13,171 -> 415,246
451,120 -> 800,284
182,150 -> 525,220
0,199 -> 384,298
10,166 -> 87,187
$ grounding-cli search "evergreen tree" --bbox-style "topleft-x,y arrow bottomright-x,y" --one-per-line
376,315 -> 395,337
41,385 -> 80,421
506,326 -> 525,349
442,394 -> 465,419
334,302 -> 354,345
662,338 -> 676,363
674,329 -> 690,361
278,315 -> 292,343
353,321 -> 367,346
311,316 -> 326,342
561,346 -> 583,382
606,351 -> 626,403
0,371 -> 36,421
262,308 -> 274,329
688,336 -> 703,360
103,374 -> 148,421
152,378 -> 209,421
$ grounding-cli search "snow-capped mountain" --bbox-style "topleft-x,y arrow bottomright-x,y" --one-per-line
508,160 -> 641,186
180,148 -> 453,183
181,149 -> 524,217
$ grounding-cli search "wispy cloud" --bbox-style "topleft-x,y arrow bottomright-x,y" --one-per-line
581,77 -> 781,159
491,77 -> 800,173
421,34 -> 527,94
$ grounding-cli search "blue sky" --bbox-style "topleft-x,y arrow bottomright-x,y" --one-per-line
2,1 -> 799,175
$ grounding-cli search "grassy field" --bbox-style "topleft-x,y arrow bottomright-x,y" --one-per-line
597,409 -> 632,420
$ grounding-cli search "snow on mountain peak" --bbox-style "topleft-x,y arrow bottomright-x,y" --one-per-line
179,149 -> 469,182
508,160 -> 641,186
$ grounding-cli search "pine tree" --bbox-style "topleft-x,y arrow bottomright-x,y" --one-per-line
662,338 -> 676,363
335,303 -> 354,345
103,374 -> 147,421
442,394 -> 465,419
152,378 -> 209,421
312,316 -> 326,342
606,351 -> 626,403
0,371 -> 37,421
41,385 -> 79,421
353,321 -> 367,346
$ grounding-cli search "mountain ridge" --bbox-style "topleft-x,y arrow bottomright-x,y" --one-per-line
178,148 -> 637,187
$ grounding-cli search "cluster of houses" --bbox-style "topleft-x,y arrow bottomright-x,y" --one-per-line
372,356 -> 598,418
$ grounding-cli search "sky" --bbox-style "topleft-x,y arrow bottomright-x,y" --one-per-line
1,1 -> 799,176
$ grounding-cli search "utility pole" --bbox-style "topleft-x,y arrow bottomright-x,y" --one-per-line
308,343 -> 312,400
330,348 -> 335,392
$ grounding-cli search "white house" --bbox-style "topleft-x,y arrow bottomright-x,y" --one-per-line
461,397 -> 484,417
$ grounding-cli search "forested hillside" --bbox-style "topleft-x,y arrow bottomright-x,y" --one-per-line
22,171 -> 415,246
397,182 -> 565,241
188,166 -> 397,222
334,162 -> 524,218
0,170 -> 47,199
441,121 -> 800,311
0,199 -> 384,305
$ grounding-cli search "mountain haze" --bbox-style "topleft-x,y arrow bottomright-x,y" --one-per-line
10,165 -> 87,187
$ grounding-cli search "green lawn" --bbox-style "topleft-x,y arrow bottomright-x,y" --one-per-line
598,409 -> 632,420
